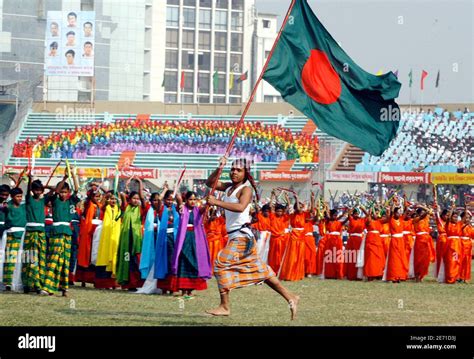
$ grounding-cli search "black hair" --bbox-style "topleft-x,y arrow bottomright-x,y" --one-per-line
67,12 -> 77,19
163,190 -> 174,200
330,209 -> 338,217
150,192 -> 160,201
185,191 -> 197,200
51,22 -> 59,27
416,207 -> 423,215
31,180 -> 44,191
10,187 -> 23,196
66,31 -> 75,37
50,42 -> 58,49
65,49 -> 75,57
61,182 -> 70,191
84,22 -> 93,28
261,204 -> 270,212
440,209 -> 448,217
128,191 -> 139,202
275,203 -> 286,211
0,184 -> 11,193
84,41 -> 93,47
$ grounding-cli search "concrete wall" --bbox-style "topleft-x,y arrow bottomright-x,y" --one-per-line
32,101 -> 474,116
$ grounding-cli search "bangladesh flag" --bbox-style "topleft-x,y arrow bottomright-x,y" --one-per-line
263,0 -> 401,156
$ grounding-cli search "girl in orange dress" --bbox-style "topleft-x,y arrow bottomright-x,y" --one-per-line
363,207 -> 386,280
268,191 -> 290,274
459,210 -> 472,283
303,210 -> 317,277
434,208 -> 448,280
402,210 -> 415,278
444,209 -> 462,284
315,215 -> 327,276
413,207 -> 435,282
344,208 -> 366,280
384,207 -> 409,282
323,209 -> 345,279
279,196 -> 307,281
252,204 -> 272,263
204,207 -> 224,274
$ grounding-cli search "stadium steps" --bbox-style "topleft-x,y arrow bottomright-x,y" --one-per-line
9,112 -> 336,170
332,144 -> 365,171
7,153 -> 282,172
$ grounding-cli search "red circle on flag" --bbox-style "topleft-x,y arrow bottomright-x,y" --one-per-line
301,49 -> 341,105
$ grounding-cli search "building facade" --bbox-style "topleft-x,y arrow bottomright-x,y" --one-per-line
253,12 -> 282,103
0,0 -> 279,104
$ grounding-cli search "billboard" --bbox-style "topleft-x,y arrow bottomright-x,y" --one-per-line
260,171 -> 312,182
44,11 -> 95,76
377,172 -> 431,184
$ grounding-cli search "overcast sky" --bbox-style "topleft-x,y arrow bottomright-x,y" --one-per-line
255,0 -> 474,105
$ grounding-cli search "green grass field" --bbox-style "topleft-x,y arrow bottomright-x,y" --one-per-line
1,263 -> 473,327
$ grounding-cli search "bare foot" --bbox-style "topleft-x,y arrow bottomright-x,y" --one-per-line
206,305 -> 230,317
288,295 -> 300,320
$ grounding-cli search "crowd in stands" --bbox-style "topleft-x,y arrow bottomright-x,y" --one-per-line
357,108 -> 473,173
12,118 -> 319,163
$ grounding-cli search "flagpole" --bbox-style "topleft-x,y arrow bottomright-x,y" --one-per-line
409,86 -> 412,113
208,0 -> 298,194
408,86 -> 411,115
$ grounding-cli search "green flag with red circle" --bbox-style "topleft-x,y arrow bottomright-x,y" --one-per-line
263,0 -> 402,156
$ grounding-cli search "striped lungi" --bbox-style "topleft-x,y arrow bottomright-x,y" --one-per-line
43,234 -> 72,293
22,231 -> 47,291
214,234 -> 275,291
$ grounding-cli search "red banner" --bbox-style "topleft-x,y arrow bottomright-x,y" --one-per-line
377,172 -> 431,184
260,171 -> 312,182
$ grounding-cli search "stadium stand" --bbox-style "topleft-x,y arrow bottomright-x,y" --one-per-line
356,108 -> 473,173
7,112 -> 328,171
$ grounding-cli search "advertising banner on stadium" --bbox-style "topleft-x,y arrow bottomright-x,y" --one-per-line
76,167 -> 107,179
108,167 -> 157,179
3,166 -> 108,178
160,169 -> 207,182
2,165 -> 52,177
326,171 -> 377,182
260,171 -> 312,182
431,173 -> 474,185
377,172 -> 431,184
45,11 -> 95,76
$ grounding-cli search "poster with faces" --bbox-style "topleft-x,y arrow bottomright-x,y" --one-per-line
44,11 -> 95,76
